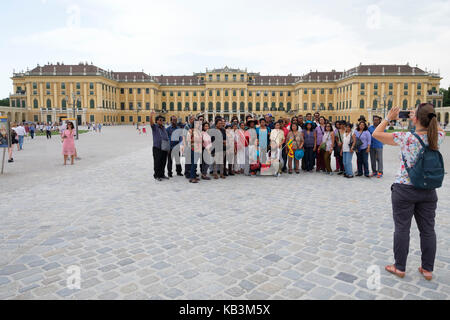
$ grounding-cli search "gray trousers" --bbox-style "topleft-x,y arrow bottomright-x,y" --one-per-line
370,148 -> 383,174
391,183 -> 437,272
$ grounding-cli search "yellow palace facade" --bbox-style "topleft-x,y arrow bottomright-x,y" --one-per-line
3,63 -> 445,125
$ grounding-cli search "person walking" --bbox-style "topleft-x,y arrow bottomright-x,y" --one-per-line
373,104 -> 445,281
46,123 -> 52,139
201,122 -> 212,180
61,121 -> 76,165
353,121 -> 371,177
29,123 -> 36,139
150,112 -> 169,181
368,116 -> 384,178
14,123 -> 26,150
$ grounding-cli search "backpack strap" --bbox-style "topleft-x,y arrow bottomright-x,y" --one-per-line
412,132 -> 427,149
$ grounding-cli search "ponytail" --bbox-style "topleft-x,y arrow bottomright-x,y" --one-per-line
427,116 -> 438,151
416,103 -> 439,151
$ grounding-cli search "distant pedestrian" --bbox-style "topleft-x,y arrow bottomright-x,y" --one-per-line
46,123 -> 52,139
14,123 -> 26,150
61,121 -> 76,165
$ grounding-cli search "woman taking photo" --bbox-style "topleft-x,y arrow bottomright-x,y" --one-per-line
373,104 -> 445,281
321,123 -> 335,174
61,121 -> 76,165
286,122 -> 303,174
353,121 -> 371,177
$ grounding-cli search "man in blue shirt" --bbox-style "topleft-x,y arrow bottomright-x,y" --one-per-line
368,116 -> 384,178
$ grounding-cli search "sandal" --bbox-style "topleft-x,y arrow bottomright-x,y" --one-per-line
418,267 -> 432,281
295,170 -> 300,174
288,169 -> 293,174
385,264 -> 405,278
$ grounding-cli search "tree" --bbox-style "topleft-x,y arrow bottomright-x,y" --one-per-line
440,88 -> 450,106
0,98 -> 10,106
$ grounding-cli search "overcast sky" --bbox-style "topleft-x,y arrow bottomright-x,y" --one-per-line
1,0 -> 449,97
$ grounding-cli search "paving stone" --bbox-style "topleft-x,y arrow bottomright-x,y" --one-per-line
0,264 -> 27,276
335,272 -> 358,283
163,288 -> 184,299
421,290 -> 447,300
225,286 -> 245,298
309,287 -> 336,299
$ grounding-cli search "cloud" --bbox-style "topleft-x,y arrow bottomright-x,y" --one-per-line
1,0 -> 449,98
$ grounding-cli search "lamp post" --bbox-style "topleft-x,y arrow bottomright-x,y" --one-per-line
65,94 -> 79,140
136,104 -> 142,129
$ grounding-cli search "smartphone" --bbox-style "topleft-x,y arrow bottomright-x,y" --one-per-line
399,111 -> 411,119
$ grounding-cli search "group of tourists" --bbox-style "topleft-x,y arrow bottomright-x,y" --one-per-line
149,111 -> 386,183
148,103 -> 446,282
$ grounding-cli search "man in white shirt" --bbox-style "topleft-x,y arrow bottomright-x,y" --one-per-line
14,123 -> 26,150
45,123 -> 52,139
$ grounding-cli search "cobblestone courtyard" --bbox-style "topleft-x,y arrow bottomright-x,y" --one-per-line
0,126 -> 449,300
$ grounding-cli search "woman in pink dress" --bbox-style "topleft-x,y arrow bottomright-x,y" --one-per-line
61,121 -> 76,165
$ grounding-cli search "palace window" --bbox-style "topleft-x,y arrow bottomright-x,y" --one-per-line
178,91 -> 181,97
217,90 -> 220,96
240,102 -> 245,112
303,102 -> 307,110
208,102 -> 213,112
184,102 -> 190,111
185,91 -> 189,97
76,83 -> 81,90
329,89 -> 333,94
256,91 -> 260,97
146,88 -> 150,94
46,82 -> 50,90
121,102 -> 125,110
280,91 -> 283,97
240,74 -> 244,81
61,83 -> 66,90
241,90 -> 244,97
389,83 -> 393,90
129,102 -> 133,110
33,82 -> 37,90
146,102 -> 150,110
46,99 -> 52,109
90,99 -> 95,109
279,102 -> 284,111
248,102 -> 253,112
312,102 -> 316,110
272,91 -> 275,97
232,102 -> 237,112
374,83 -> 378,90
137,88 -> 141,94
193,91 -> 197,97
304,89 -> 307,95
249,91 -> 252,97
320,88 -> 324,95
170,91 -> 173,96
225,74 -> 229,81
170,102 -> 174,111
33,99 -> 38,108
264,91 -> 268,97
129,88 -> 133,94
217,102 -> 221,112
287,102 -> 291,111
177,102 -> 182,111
193,102 -> 197,111
312,89 -> 316,95
209,90 -> 212,97
225,90 -> 228,97
233,74 -> 237,81
404,83 -> 408,90
417,83 -> 422,90
233,90 -> 237,97
256,102 -> 260,111
360,83 -> 365,90
360,99 -> 364,109
162,102 -> 167,111
402,99 -> 408,110
200,102 -> 205,111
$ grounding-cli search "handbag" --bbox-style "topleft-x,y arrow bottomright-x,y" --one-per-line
355,132 -> 364,150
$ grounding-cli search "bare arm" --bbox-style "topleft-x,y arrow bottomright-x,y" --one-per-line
372,107 -> 399,146
149,111 -> 155,126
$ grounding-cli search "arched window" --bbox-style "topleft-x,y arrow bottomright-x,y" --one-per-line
33,99 -> 38,109
287,102 -> 291,111
269,102 -> 275,111
402,99 -> 408,110
184,102 -> 190,111
256,102 -> 260,112
224,102 -> 229,112
416,99 -> 421,107
216,102 -> 221,112
162,102 -> 167,111
248,102 -> 253,112
193,102 -> 197,111
21,100 -> 25,108
12,100 -> 15,107
359,99 -> 364,109
170,102 -> 174,111
177,102 -> 182,111
90,99 -> 95,109
77,100 -> 82,109
373,99 -> 378,109
62,99 -> 67,110
232,102 -> 237,112
278,102 -> 284,112
240,102 -> 245,112
200,102 -> 205,111
208,102 -> 213,112
46,99 -> 52,110
388,100 -> 393,110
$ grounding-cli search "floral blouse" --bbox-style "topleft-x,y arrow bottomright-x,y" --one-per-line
392,131 -> 445,185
